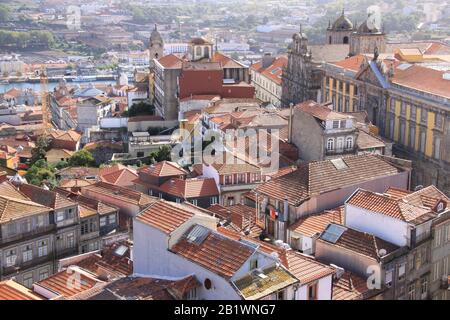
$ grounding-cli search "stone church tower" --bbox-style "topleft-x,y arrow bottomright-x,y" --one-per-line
281,27 -> 322,107
350,14 -> 386,56
326,9 -> 355,45
149,24 -> 164,62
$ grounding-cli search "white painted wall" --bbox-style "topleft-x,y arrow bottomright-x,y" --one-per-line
295,275 -> 333,300
133,219 -> 241,300
345,203 -> 409,247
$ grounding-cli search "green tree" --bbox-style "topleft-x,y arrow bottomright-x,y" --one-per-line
31,136 -> 50,164
151,145 -> 172,162
25,159 -> 56,187
127,101 -> 155,117
68,149 -> 96,167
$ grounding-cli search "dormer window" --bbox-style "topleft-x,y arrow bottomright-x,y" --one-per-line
332,121 -> 339,129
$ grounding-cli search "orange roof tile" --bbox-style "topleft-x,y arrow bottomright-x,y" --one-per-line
157,54 -> 183,69
0,280 -> 43,300
139,161 -> 188,178
159,178 -> 219,199
171,224 -> 255,278
136,200 -> 195,234
36,268 -> 101,298
289,207 -> 344,237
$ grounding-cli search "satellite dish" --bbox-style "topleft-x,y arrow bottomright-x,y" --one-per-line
378,248 -> 387,256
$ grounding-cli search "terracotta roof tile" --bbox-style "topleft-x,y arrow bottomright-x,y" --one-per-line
283,251 -> 335,284
347,189 -> 434,223
159,178 -> 219,199
289,207 -> 344,237
256,154 -> 402,206
319,224 -> 399,261
0,280 -> 43,300
36,267 -> 101,298
18,183 -> 76,210
138,161 -> 188,177
332,272 -> 377,300
171,224 -> 255,278
136,200 -> 196,234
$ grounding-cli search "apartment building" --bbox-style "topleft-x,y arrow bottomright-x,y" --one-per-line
0,181 -> 79,288
320,53 -> 450,194
250,54 -> 287,107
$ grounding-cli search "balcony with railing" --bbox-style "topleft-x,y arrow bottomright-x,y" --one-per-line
0,225 -> 55,246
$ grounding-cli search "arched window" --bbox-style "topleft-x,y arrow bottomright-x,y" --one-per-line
346,136 -> 353,149
343,36 -> 349,44
327,138 -> 335,151
195,46 -> 202,57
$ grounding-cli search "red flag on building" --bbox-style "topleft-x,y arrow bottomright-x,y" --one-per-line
269,207 -> 277,220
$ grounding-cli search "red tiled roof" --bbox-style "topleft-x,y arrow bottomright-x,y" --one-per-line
18,183 -> 76,210
81,181 -> 158,207
332,272 -> 376,300
100,165 -> 138,187
159,178 -> 219,199
319,225 -> 399,261
256,154 -> 402,206
139,161 -> 188,177
136,200 -> 195,234
250,56 -> 287,85
284,251 -> 335,284
0,280 -> 43,300
289,207 -> 344,237
171,225 -> 255,278
347,189 -> 433,223
36,268 -> 101,298
157,54 -> 183,69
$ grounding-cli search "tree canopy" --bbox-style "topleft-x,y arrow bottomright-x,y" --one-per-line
68,149 -> 96,167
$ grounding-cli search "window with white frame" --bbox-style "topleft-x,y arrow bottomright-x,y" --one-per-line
5,249 -> 17,267
22,273 -> 33,288
100,217 -> 107,227
420,277 -> 428,298
7,223 -> 17,236
38,240 -> 48,257
398,263 -> 406,281
109,214 -> 116,225
408,284 -> 415,300
67,233 -> 75,248
56,211 -> 65,222
191,199 -> 198,206
345,136 -> 353,149
22,244 -> 33,262
432,262 -> 440,282
39,269 -> 49,281
385,269 -> 393,287
327,138 -> 335,151
210,197 -> 218,205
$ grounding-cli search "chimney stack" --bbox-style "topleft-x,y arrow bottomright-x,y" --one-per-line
262,52 -> 275,69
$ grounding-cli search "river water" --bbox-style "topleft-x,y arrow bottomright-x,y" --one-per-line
0,80 -> 117,94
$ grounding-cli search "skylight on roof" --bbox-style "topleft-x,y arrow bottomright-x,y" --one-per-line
270,67 -> 281,74
320,224 -> 347,244
330,158 -> 349,170
114,245 -> 128,257
397,63 -> 412,71
185,225 -> 210,245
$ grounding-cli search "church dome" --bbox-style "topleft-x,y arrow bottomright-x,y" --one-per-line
330,11 -> 353,31
357,19 -> 381,34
